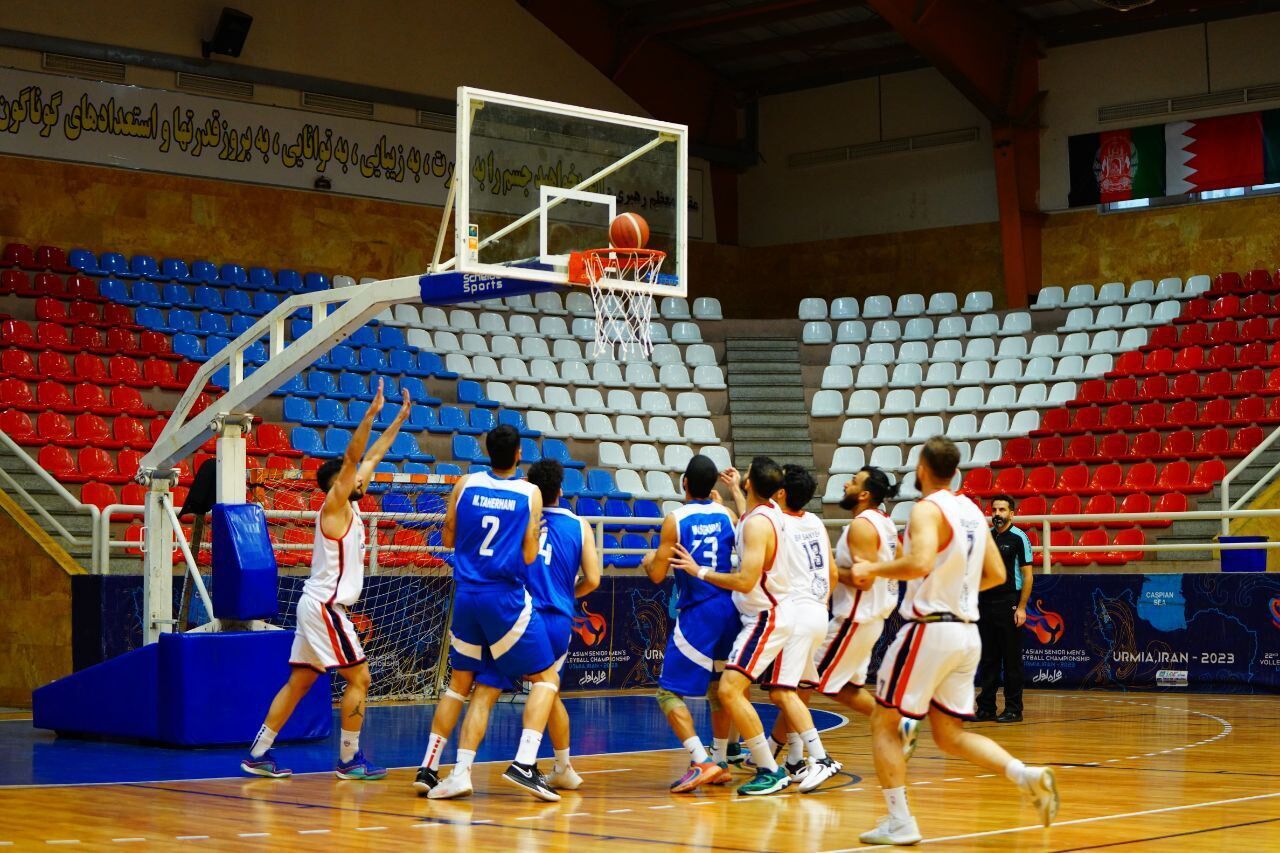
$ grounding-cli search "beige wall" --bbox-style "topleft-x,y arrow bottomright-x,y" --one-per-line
740,68 -> 996,246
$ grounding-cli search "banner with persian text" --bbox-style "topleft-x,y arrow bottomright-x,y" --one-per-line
0,67 -> 703,237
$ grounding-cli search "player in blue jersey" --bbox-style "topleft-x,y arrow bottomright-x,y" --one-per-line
426,458 -> 601,800
412,424 -> 565,801
642,454 -> 742,793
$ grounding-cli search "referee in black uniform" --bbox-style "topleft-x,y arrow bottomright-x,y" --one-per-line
976,493 -> 1034,723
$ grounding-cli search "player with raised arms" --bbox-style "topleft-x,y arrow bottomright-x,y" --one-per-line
426,458 -> 601,799
413,424 -> 564,801
852,437 -> 1059,845
641,454 -> 741,793
241,379 -> 411,780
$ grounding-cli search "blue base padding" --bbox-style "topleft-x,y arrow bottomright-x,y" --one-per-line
34,631 -> 331,747
211,503 -> 279,621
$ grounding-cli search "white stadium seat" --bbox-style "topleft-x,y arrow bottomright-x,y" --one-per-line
661,296 -> 690,320
870,320 -> 901,342
830,447 -> 866,474
1065,284 -> 1095,307
929,339 -> 962,363
830,296 -> 859,320
839,418 -> 874,445
836,320 -> 867,343
659,364 -> 694,389
926,292 -> 957,315
671,322 -> 703,343
693,297 -> 722,320
895,293 -> 925,317
607,390 -> 642,414
803,321 -> 833,345
862,295 -> 892,319
1001,312 -> 1031,336
967,313 -> 999,337
846,390 -> 880,416
1155,277 -> 1184,299
830,344 -> 861,366
821,365 -> 853,389
889,362 -> 922,388
902,318 -> 934,341
872,417 -> 909,446
1152,300 -> 1182,324
506,294 -> 536,313
1126,279 -> 1154,303
922,362 -> 958,387
1033,286 -> 1063,310
535,291 -> 566,315
855,364 -> 888,389
1096,282 -> 1126,304
863,342 -> 896,365
997,337 -> 1028,359
936,316 -> 967,337
693,365 -> 726,390
798,298 -> 827,320
962,291 -> 993,313
881,389 -> 916,415
626,363 -> 660,389
898,341 -> 928,363
565,292 -> 594,317
663,445 -> 694,474
918,388 -> 950,413
509,315 -> 538,336
641,390 -> 674,416
685,344 -> 717,367
962,338 -> 995,362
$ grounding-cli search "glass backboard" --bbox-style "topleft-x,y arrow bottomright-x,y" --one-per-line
451,87 -> 688,299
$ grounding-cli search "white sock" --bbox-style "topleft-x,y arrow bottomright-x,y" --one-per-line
339,729 -> 360,763
250,725 -> 277,759
554,747 -> 571,773
422,733 -> 447,770
683,735 -> 709,764
1005,758 -> 1035,787
455,748 -> 476,775
800,728 -> 827,761
786,732 -> 804,763
515,728 -> 543,766
884,785 -> 911,820
745,733 -> 778,772
712,737 -> 729,764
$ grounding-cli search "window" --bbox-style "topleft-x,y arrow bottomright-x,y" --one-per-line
1103,182 -> 1280,213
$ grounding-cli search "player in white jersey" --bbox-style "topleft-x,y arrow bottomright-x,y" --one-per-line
242,379 -> 411,781
672,457 -> 795,796
851,437 -> 1059,845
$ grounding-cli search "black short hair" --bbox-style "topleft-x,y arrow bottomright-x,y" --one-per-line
683,454 -> 719,500
316,458 -> 343,493
485,424 -> 521,470
748,456 -> 784,501
990,493 -> 1016,509
781,464 -> 816,512
860,466 -> 900,504
920,436 -> 960,481
526,458 -> 564,505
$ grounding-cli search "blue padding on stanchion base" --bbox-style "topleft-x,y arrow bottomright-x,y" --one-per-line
33,632 -> 332,747
212,503 -> 279,621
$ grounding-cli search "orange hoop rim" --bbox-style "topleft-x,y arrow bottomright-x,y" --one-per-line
568,247 -> 667,285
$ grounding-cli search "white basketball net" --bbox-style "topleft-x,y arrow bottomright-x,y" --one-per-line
579,249 -> 664,358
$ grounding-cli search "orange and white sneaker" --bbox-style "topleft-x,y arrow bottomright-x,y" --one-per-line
708,761 -> 734,785
670,761 -> 722,793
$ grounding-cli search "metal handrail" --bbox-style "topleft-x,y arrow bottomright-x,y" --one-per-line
0,429 -> 100,567
1221,420 -> 1280,535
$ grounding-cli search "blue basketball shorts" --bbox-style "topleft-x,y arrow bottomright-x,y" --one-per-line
449,585 -> 554,680
658,594 -> 741,697
476,610 -> 573,691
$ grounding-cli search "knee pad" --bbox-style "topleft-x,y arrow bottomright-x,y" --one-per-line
655,688 -> 686,715
705,681 -> 723,713
531,680 -> 559,695
444,688 -> 468,703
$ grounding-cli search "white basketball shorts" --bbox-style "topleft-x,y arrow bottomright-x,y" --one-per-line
809,615 -> 886,695
290,595 -> 366,672
874,621 -> 979,720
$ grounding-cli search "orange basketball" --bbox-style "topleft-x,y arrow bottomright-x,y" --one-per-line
609,212 -> 649,249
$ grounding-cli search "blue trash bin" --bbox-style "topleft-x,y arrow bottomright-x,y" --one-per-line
1219,536 -> 1267,572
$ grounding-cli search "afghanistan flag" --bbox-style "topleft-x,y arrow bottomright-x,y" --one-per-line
1067,125 -> 1165,206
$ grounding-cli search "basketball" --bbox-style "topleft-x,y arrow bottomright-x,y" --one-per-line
609,212 -> 649,249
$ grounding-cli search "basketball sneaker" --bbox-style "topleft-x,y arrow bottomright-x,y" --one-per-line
1020,767 -> 1060,827
708,761 -> 733,785
670,761 -> 721,793
502,762 -> 561,802
784,759 -> 809,783
798,756 -> 841,793
546,763 -> 583,790
412,766 -> 439,795
900,717 -> 920,761
859,814 -> 922,846
240,751 -> 291,779
335,751 -> 387,781
725,741 -> 746,765
736,767 -> 790,796
428,769 -> 473,799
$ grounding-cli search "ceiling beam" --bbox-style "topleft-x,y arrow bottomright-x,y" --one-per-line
1034,0 -> 1270,47
652,0 -> 862,41
693,18 -> 895,63
729,43 -> 924,94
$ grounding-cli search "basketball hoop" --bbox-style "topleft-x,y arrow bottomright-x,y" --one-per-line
569,248 -> 665,357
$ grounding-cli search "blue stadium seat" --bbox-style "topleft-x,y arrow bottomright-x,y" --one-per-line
67,248 -> 103,275
409,404 -> 437,431
458,380 -> 498,409
252,292 -> 279,315
561,467 -> 585,497
222,289 -> 251,315
432,405 -> 467,435
350,326 -> 377,348
99,252 -> 135,279
498,409 -> 539,438
382,491 -> 414,517
402,461 -> 432,476
195,285 -> 227,312
616,533 -> 649,568
290,426 -> 324,456
337,373 -> 367,400
161,258 -> 199,283
199,313 -> 230,337
469,408 -> 496,434
290,319 -> 311,339
205,336 -> 231,359
576,498 -> 604,520
452,434 -> 487,464
398,377 -> 441,407
230,315 -> 256,338
390,349 -> 430,378
374,403 -> 397,428
418,352 -> 457,379
323,428 -> 352,458
99,278 -> 132,305
364,462 -> 396,492
218,263 -> 248,287
588,469 -> 628,500
368,375 -> 399,401
161,283 -> 197,309
244,341 -> 268,364
604,499 -> 633,532
190,261 -> 219,284
248,267 -> 274,290
520,437 -> 541,463
283,396 -> 321,426
130,255 -> 166,281
379,326 -> 406,349
131,281 -> 161,306
392,432 -> 433,463
307,371 -> 341,399
324,345 -> 357,372
543,438 -> 585,469
631,499 -> 661,531
168,309 -> 198,335
276,375 -> 306,397
210,366 -> 229,389
436,463 -> 463,476
133,306 -> 165,331
173,333 -> 203,361
344,400 -> 370,428
303,272 -> 330,292
274,269 -> 302,293
358,349 -> 388,374
315,398 -> 349,428
558,498 -> 574,511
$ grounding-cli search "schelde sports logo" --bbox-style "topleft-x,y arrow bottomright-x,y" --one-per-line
1270,595 -> 1280,630
1024,599 -> 1065,646
572,603 -> 608,646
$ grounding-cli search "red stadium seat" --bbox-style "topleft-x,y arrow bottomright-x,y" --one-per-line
0,320 -> 35,349
118,449 -> 147,483
140,331 -> 180,360
381,529 -> 426,567
1048,530 -> 1074,566
1099,432 -> 1129,458
142,358 -> 187,390
0,349 -> 37,380
1155,460 -> 1191,491
1131,430 -> 1161,460
1067,406 -> 1101,434
1017,496 -> 1047,519
1113,351 -> 1144,375
960,468 -> 994,497
1236,368 -> 1265,396
1242,294 -> 1275,317
1178,298 -> 1210,323
1210,296 -> 1242,319
34,297 -> 68,324
1148,326 -> 1177,348
994,437 -> 1031,467
103,304 -> 137,329
1118,462 -> 1157,493
1,242 -> 38,269
1134,402 -> 1166,429
1231,426 -> 1264,455
124,522 -> 144,556
1191,427 -> 1228,458
1136,375 -> 1167,401
1148,348 -> 1178,375
1202,371 -> 1233,397
1240,318 -> 1272,342
1104,403 -> 1134,430
108,356 -> 147,388
1239,341 -> 1267,367
111,386 -> 157,417
107,328 -> 145,358
1191,459 -> 1227,492
1032,436 -> 1064,463
29,380 -> 70,414
72,382 -> 114,415
1230,396 -> 1269,426
75,447 -> 119,483
1207,343 -> 1236,367
1244,269 -> 1273,291
1075,379 -> 1106,405
1,409 -> 37,443
80,482 -> 119,511
75,413 -> 120,449
33,272 -> 66,298
1201,398 -> 1231,426
1066,435 -> 1097,461
1108,377 -> 1139,402
1173,347 -> 1205,372
1035,408 -> 1070,434
113,416 -> 151,449
1168,400 -> 1198,427
73,353 -> 111,385
1077,529 -> 1122,566
992,467 -> 1026,496
1158,429 -> 1194,459
1021,466 -> 1056,497
1209,322 -> 1239,345
66,275 -> 102,303
1084,494 -> 1118,527
70,325 -> 110,355
1118,493 -> 1154,527
1151,492 -> 1186,527
258,423 -> 302,457
1112,529 -> 1146,563
37,445 -> 77,480
277,527 -> 312,567
1057,464 -> 1090,494
67,300 -> 105,327
1048,494 -> 1082,528
1169,372 -> 1201,399
36,322 -> 76,353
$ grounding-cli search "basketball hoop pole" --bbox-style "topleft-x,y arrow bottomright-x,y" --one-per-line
436,132 -> 675,273
430,100 -> 481,273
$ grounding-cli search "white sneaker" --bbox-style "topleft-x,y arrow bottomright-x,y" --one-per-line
1021,767 -> 1059,827
798,756 -> 841,793
900,718 -> 920,762
546,763 -> 583,790
427,769 -> 473,799
859,814 -> 922,846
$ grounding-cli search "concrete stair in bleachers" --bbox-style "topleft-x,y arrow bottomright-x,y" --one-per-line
724,338 -> 814,475
0,440 -> 94,568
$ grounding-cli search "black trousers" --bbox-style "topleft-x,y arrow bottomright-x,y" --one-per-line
976,597 -> 1024,715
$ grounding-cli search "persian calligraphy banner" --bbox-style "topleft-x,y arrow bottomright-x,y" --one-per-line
0,67 -> 704,237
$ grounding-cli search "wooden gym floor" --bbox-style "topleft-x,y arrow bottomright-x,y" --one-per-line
0,690 -> 1276,850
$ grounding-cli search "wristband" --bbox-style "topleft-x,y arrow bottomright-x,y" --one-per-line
697,567 -> 710,581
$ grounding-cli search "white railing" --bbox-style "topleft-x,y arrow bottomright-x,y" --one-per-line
0,429 -> 101,568
1221,421 -> 1280,535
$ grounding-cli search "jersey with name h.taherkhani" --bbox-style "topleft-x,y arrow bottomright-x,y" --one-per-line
528,506 -> 589,618
900,489 -> 986,622
303,501 -> 366,606
452,471 -> 540,588
834,508 -> 900,622
670,499 -> 736,611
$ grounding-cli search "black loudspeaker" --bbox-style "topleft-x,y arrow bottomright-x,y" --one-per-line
202,8 -> 253,59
